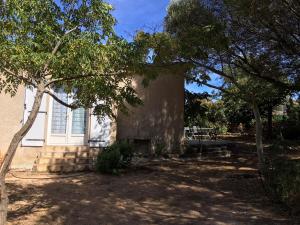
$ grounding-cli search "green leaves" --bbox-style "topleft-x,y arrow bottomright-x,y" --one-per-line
166,0 -> 228,56
163,0 -> 299,94
0,0 -> 148,116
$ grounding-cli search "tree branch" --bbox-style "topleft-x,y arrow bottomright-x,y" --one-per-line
45,90 -> 77,109
200,82 -> 229,94
189,58 -> 236,82
188,58 -> 246,91
45,71 -> 125,87
282,0 -> 300,19
1,67 -> 37,87
43,27 -> 79,75
1,67 -> 15,76
231,53 -> 298,91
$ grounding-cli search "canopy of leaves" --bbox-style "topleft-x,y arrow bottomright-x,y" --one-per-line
140,0 -> 299,94
184,90 -> 227,130
185,90 -> 210,126
222,96 -> 254,128
224,0 -> 300,84
0,0 -> 149,116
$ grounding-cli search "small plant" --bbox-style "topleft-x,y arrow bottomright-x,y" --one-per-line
118,141 -> 134,167
96,141 -> 134,174
155,142 -> 167,157
96,144 -> 121,174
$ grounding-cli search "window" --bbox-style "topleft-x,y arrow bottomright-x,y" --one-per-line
51,90 -> 68,134
71,108 -> 87,135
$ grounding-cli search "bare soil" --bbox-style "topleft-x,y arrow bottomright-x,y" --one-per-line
6,154 -> 299,225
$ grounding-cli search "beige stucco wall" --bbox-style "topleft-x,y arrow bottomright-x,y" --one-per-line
0,86 -> 117,170
116,73 -> 185,153
0,72 -> 184,169
0,87 -> 42,169
0,87 -> 25,152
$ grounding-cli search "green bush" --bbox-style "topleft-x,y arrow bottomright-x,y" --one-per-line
96,144 -> 121,174
264,157 -> 300,214
118,141 -> 134,167
213,124 -> 228,135
155,142 -> 167,157
96,142 -> 134,174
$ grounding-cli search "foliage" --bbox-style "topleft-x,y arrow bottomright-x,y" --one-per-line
138,0 -> 295,107
0,0 -> 149,117
223,0 -> 300,90
96,144 -> 121,174
96,142 -> 134,174
264,142 -> 300,213
221,78 -> 288,136
265,159 -> 300,214
138,0 -> 291,145
118,141 -> 134,167
0,2 -> 149,220
273,115 -> 288,123
221,67 -> 288,109
222,95 -> 254,130
286,99 -> 300,124
184,90 -> 210,126
184,90 -> 227,133
165,0 -> 300,92
185,72 -> 287,135
272,99 -> 300,140
154,142 -> 167,157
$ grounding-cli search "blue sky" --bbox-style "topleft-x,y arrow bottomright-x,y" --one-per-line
107,0 -> 169,39
107,0 -> 214,94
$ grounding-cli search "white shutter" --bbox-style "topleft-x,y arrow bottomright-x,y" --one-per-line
89,112 -> 111,148
21,87 -> 47,147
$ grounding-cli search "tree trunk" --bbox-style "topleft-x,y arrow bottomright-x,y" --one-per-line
252,102 -> 265,171
0,179 -> 7,225
267,104 -> 273,140
0,85 -> 44,225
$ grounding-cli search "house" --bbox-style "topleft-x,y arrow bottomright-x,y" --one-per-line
0,73 -> 184,172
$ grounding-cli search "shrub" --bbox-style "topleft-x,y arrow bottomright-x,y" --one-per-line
118,141 -> 134,167
264,146 -> 300,214
96,141 -> 134,174
214,124 -> 228,135
96,145 -> 121,174
155,142 -> 167,157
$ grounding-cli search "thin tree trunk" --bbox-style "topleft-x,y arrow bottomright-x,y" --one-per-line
0,85 -> 44,225
252,102 -> 265,171
267,104 -> 273,140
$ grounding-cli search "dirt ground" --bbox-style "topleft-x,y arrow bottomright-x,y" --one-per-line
6,154 -> 300,225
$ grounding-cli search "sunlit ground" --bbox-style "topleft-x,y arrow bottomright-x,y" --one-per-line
7,154 -> 296,225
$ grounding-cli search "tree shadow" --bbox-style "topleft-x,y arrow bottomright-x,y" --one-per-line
7,157 -> 297,225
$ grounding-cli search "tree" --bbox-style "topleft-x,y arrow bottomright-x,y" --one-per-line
0,1 -> 148,223
184,90 -> 210,126
220,69 -> 288,167
166,0 -> 299,92
134,0 -> 294,170
223,87 -> 288,139
185,90 -> 228,132
164,0 -> 293,167
222,95 -> 254,131
224,0 -> 300,88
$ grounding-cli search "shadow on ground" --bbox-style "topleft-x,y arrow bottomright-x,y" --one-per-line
6,155 -> 299,225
